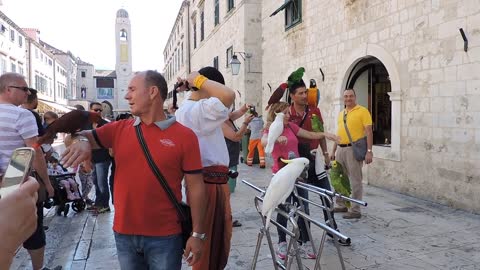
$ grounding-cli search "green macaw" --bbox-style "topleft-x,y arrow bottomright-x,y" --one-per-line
329,160 -> 351,207
311,114 -> 324,132
287,67 -> 305,88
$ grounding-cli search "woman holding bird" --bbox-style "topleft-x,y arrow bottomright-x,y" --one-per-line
261,101 -> 339,259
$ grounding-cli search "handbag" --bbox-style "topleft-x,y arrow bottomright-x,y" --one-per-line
135,125 -> 192,248
343,110 -> 367,161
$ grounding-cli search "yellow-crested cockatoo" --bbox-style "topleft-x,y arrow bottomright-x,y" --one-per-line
261,157 -> 310,230
265,112 -> 285,154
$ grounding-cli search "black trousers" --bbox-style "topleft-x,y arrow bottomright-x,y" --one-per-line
276,187 -> 311,243
306,162 -> 338,230
298,143 -> 338,230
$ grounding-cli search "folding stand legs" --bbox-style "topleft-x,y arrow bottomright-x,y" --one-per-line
313,196 -> 346,270
250,198 -> 303,270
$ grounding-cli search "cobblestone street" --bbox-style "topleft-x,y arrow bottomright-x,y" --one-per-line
10,164 -> 480,270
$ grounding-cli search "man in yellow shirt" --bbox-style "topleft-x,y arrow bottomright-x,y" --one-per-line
330,89 -> 373,219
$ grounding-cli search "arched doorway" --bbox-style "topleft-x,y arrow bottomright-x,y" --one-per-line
346,57 -> 392,145
335,43 -> 402,161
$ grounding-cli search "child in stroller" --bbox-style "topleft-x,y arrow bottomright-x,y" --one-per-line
47,153 -> 86,216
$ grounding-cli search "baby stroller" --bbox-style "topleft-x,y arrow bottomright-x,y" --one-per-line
49,173 -> 86,216
47,153 -> 86,216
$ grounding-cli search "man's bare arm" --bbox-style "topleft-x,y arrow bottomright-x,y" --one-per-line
184,173 -> 206,234
365,125 -> 373,150
24,137 -> 54,197
60,130 -> 100,168
183,173 -> 206,266
73,130 -> 101,149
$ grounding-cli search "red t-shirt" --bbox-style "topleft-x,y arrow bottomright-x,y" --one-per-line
94,119 -> 203,236
289,105 -> 323,150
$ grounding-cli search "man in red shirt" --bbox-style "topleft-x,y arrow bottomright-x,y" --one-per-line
61,70 -> 206,270
288,79 -> 350,247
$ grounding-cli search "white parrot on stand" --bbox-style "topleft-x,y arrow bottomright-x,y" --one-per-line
261,157 -> 310,230
311,146 -> 328,182
265,112 -> 285,154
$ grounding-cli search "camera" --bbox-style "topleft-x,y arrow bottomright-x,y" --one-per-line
248,106 -> 256,115
44,197 -> 54,209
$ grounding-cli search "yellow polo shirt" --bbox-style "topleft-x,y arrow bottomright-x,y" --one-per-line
337,105 -> 372,145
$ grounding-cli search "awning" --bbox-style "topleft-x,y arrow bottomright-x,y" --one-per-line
270,0 -> 292,17
38,99 -> 73,114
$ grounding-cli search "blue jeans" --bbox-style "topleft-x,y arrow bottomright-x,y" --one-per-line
114,233 -> 183,270
93,160 -> 111,208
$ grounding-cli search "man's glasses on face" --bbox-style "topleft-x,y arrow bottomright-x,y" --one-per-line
9,86 -> 35,93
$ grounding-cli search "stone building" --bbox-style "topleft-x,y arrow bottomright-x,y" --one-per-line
163,1 -> 190,106
165,0 -> 480,213
164,0 -> 263,110
23,28 -> 71,112
261,0 -> 480,212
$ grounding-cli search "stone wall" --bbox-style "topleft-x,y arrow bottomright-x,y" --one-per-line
189,0 -> 263,109
262,0 -> 480,212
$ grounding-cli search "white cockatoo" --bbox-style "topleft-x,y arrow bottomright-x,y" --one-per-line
311,146 -> 328,182
261,157 -> 310,229
265,112 -> 285,154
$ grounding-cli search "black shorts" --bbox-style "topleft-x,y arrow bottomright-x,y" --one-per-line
23,203 -> 46,250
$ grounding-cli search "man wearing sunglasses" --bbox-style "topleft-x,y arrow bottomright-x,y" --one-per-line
83,102 -> 112,214
0,72 -> 58,270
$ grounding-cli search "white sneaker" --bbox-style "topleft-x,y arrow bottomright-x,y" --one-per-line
300,241 -> 316,259
277,241 -> 287,260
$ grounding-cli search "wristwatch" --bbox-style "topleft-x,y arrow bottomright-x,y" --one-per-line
72,137 -> 89,144
191,232 -> 207,241
367,149 -> 372,153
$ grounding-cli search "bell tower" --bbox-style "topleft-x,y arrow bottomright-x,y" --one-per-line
115,8 -> 132,111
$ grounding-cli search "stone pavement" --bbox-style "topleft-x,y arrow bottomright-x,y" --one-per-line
10,163 -> 480,270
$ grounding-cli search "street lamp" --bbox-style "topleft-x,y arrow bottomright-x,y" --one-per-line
229,52 -> 252,76
230,55 -> 241,75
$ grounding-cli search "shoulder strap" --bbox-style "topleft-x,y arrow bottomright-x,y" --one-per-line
134,125 -> 187,221
298,105 -> 309,128
343,110 -> 354,144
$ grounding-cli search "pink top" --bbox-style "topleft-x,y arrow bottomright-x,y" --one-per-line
263,123 -> 300,173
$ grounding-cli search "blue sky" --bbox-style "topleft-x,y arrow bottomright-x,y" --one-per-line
2,0 -> 182,71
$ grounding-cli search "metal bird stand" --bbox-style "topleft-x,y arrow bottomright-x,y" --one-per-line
294,182 -> 367,270
242,180 -> 361,270
244,180 -> 303,270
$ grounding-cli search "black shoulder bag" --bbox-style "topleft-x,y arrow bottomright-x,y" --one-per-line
343,110 -> 367,161
135,125 -> 192,248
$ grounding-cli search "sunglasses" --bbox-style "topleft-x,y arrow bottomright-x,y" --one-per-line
93,109 -> 103,112
9,86 -> 36,92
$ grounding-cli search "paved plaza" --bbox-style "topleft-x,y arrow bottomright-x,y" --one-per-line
10,163 -> 480,270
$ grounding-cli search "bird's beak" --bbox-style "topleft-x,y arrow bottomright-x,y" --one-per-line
280,158 -> 292,164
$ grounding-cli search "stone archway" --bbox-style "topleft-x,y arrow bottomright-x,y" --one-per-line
335,43 -> 402,161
